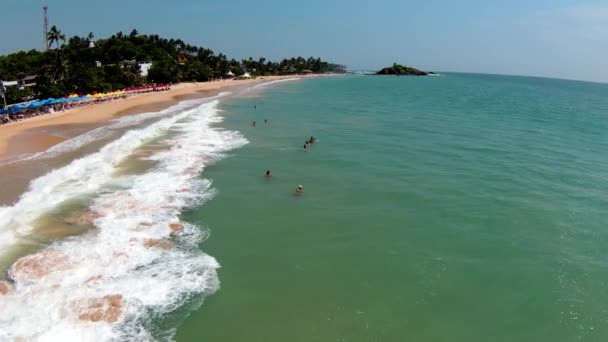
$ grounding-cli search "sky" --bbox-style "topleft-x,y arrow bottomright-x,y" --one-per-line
2,0 -> 608,82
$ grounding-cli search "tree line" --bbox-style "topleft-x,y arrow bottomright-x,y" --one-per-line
0,27 -> 346,106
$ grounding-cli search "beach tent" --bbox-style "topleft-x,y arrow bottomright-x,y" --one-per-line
241,72 -> 252,78
226,71 -> 235,77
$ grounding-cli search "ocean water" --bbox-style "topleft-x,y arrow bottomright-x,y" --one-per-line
1,74 -> 608,341
174,75 -> 608,341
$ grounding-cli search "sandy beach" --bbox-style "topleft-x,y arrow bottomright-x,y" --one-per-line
0,76 -> 307,160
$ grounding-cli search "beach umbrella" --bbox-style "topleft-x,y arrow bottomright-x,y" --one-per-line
9,104 -> 25,113
26,102 -> 41,109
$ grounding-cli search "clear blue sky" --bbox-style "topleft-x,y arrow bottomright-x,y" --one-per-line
3,0 -> 608,82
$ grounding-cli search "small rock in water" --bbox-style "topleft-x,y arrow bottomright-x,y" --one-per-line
76,294 -> 124,323
143,239 -> 175,250
0,281 -> 12,295
10,249 -> 71,281
169,223 -> 184,233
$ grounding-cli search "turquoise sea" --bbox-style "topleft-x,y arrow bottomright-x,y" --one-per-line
176,74 -> 608,341
2,74 -> 608,341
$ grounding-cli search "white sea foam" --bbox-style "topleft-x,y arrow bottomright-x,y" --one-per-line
0,99 -> 248,340
249,77 -> 299,90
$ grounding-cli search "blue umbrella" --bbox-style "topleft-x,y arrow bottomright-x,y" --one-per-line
26,100 -> 45,109
9,105 -> 25,113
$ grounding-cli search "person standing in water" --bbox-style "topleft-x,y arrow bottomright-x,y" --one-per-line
252,121 -> 256,127
265,119 -> 268,124
303,142 -> 308,150
296,185 -> 304,194
265,170 -> 272,177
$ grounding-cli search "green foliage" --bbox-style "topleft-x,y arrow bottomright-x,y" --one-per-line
0,28 -> 345,105
34,75 -> 67,99
4,87 -> 34,105
147,60 -> 176,84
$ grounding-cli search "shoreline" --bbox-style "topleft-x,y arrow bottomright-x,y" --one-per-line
0,75 -> 318,160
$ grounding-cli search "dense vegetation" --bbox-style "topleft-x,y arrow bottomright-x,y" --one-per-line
375,63 -> 428,76
0,27 -> 346,106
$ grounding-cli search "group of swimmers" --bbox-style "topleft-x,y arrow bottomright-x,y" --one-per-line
251,119 -> 268,127
265,169 -> 303,194
303,136 -> 316,150
255,105 -> 313,195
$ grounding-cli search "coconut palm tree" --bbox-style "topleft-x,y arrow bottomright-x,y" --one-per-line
53,48 -> 68,81
47,25 -> 66,49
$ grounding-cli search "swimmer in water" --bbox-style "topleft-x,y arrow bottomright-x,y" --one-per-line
252,121 -> 256,127
296,185 -> 304,194
265,119 -> 268,124
265,170 -> 272,177
303,142 -> 308,150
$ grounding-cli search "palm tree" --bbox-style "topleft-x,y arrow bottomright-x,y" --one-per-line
53,48 -> 68,81
47,25 -> 66,49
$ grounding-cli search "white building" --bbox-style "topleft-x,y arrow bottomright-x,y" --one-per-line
139,62 -> 153,77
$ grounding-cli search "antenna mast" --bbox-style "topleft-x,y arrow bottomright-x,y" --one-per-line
43,6 -> 49,50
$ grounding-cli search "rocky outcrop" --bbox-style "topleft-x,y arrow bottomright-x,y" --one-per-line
10,249 -> 71,281
143,239 -> 175,250
375,64 -> 428,76
76,294 -> 123,323
0,281 -> 12,295
169,223 -> 184,233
